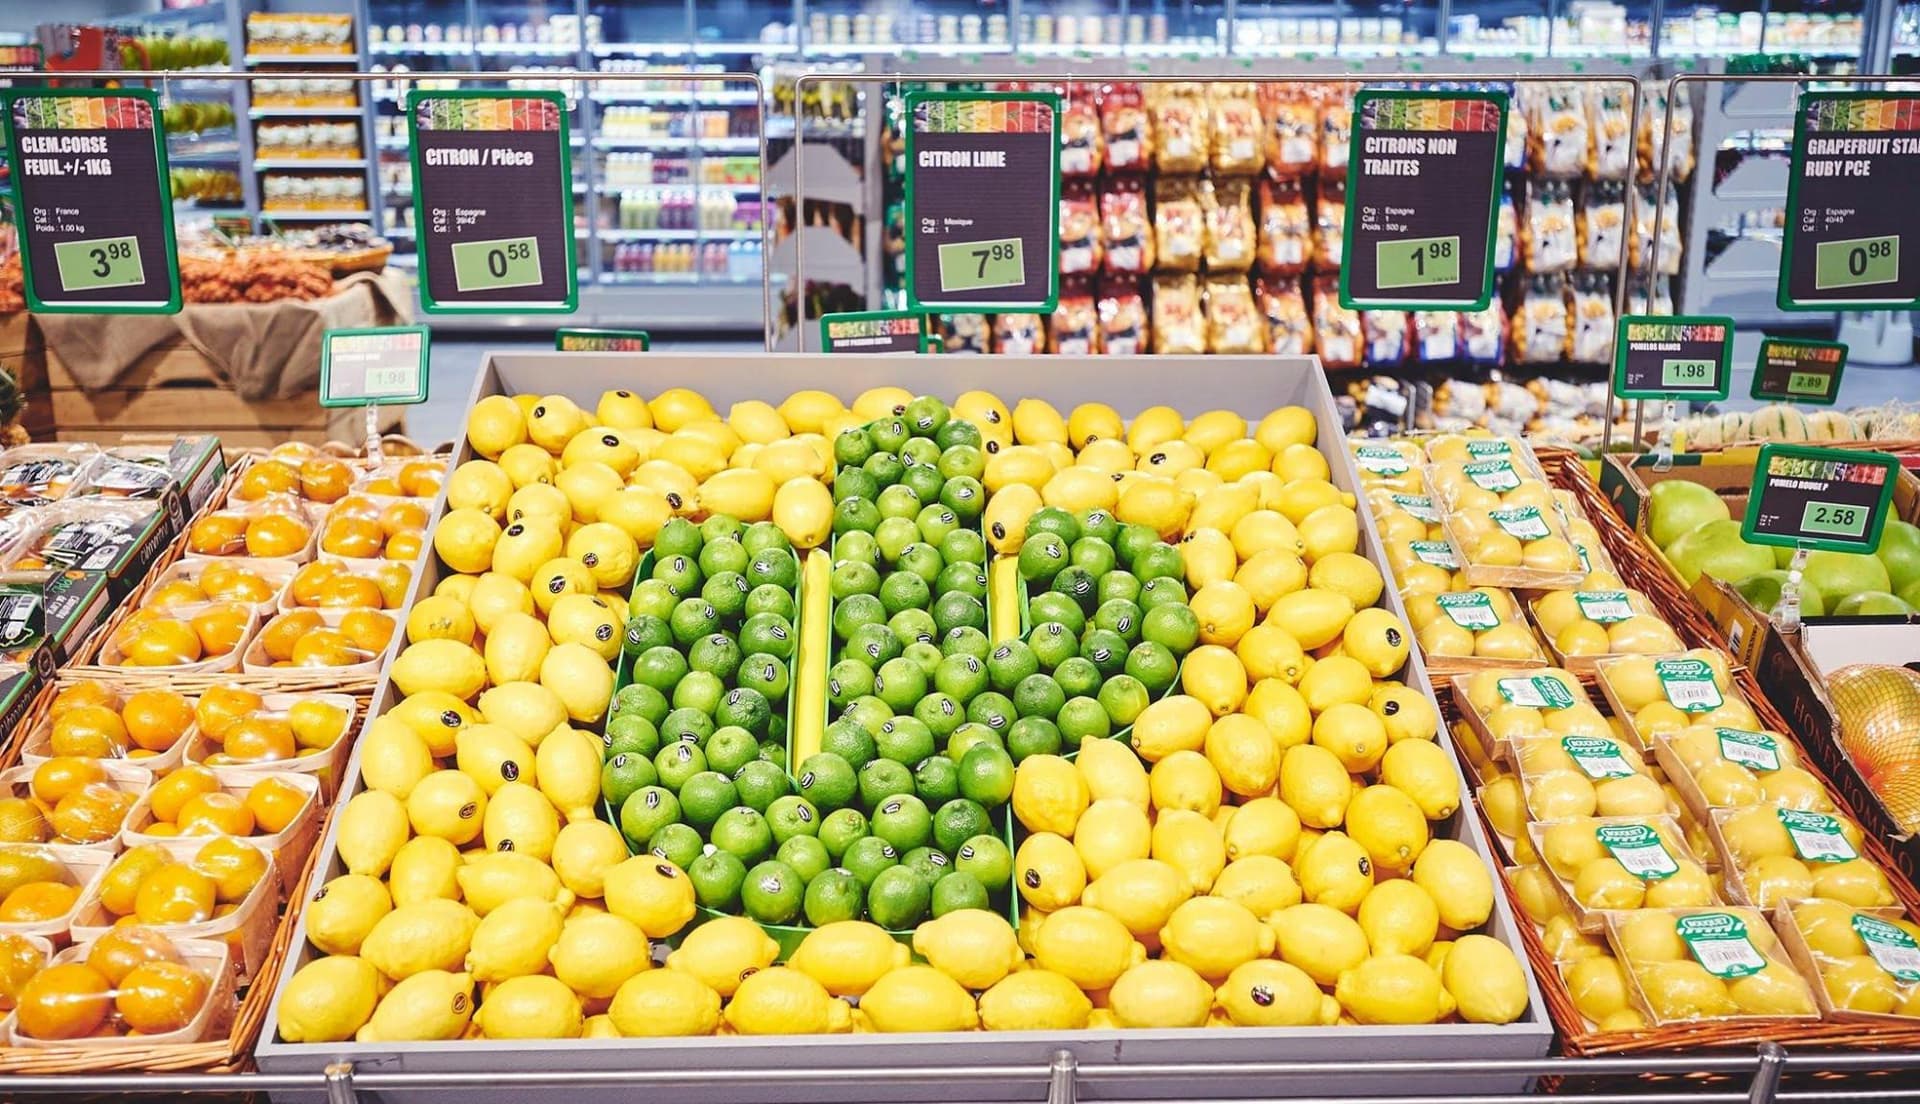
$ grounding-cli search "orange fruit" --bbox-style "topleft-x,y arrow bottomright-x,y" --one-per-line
194,686 -> 264,741
199,563 -> 274,604
0,797 -> 51,844
339,610 -> 396,656
235,460 -> 299,501
269,442 -> 318,462
288,701 -> 348,750
222,716 -> 295,763
122,690 -> 195,753
244,776 -> 310,835
175,792 -> 253,837
385,530 -> 425,563
133,863 -> 216,924
260,610 -> 325,662
291,629 -> 361,668
49,703 -> 129,757
188,602 -> 250,658
330,494 -> 384,521
191,837 -> 269,902
315,573 -> 382,609
362,476 -> 404,496
150,766 -> 221,824
15,962 -> 112,1040
399,460 -> 445,497
51,786 -> 132,844
290,561 -> 343,606
246,514 -> 311,558
369,562 -> 412,609
379,500 -> 429,537
0,881 -> 79,923
186,514 -> 246,556
142,823 -> 180,838
120,620 -> 202,667
298,458 -> 354,503
86,925 -> 184,985
0,930 -> 44,1006
50,682 -> 118,720
148,579 -> 210,610
321,516 -> 384,559
100,845 -> 174,916
30,756 -> 108,805
117,960 -> 210,1035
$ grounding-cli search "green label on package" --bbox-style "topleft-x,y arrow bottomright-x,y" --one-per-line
1464,459 -> 1521,492
1355,445 -> 1411,475
1490,506 -> 1551,540
1498,675 -> 1576,710
1853,915 -> 1920,982
1465,439 -> 1516,459
1595,823 -> 1679,880
1391,494 -> 1440,522
1716,728 -> 1782,772
1564,736 -> 1635,779
1655,658 -> 1724,712
1778,809 -> 1858,863
1437,591 -> 1498,630
1574,590 -> 1635,623
1677,913 -> 1767,978
1410,540 -> 1460,569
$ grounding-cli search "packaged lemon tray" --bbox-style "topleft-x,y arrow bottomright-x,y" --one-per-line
1592,650 -> 1760,749
1423,435 -> 1585,591
1605,907 -> 1818,1025
1776,902 -> 1920,1023
1405,587 -> 1548,669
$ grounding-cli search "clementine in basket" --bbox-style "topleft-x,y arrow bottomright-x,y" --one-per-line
189,602 -> 250,658
118,959 -> 210,1035
49,702 -> 129,758
246,513 -> 311,559
192,836 -> 268,903
221,716 -> 296,763
289,701 -> 348,750
321,516 -> 384,559
174,791 -> 253,837
0,881 -> 79,923
340,609 -> 396,656
399,460 -> 445,497
0,930 -> 44,1006
100,845 -> 173,917
186,513 -> 246,556
132,863 -> 216,924
362,474 -> 404,496
51,785 -> 133,844
289,561 -> 342,606
315,573 -> 382,609
50,681 -> 118,721
236,459 -> 300,501
330,493 -> 383,521
244,776 -> 308,835
198,562 -> 275,604
0,797 -> 51,844
119,619 -> 203,667
15,962 -> 112,1040
385,529 -> 425,563
86,925 -> 184,985
269,442 -> 318,462
292,628 -> 361,668
369,562 -> 411,608
30,756 -> 108,805
260,610 -> 323,663
148,578 -> 211,610
150,766 -> 220,824
122,689 -> 195,754
194,686 -> 264,740
379,500 -> 429,537
298,457 -> 353,503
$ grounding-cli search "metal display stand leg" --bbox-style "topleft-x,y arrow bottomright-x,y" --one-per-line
327,1061 -> 358,1104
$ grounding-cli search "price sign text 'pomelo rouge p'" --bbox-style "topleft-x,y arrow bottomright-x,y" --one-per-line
905,91 -> 1059,313
2,89 -> 179,312
1742,443 -> 1899,554
1613,316 -> 1734,401
320,326 -> 431,408
409,90 -> 576,313
1782,93 -> 1920,310
1752,337 -> 1848,405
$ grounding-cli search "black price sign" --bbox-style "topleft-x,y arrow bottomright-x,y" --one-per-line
1340,90 -> 1507,311
1752,336 -> 1848,405
556,328 -> 650,352
820,310 -> 930,354
1612,315 -> 1734,401
408,90 -> 576,314
1781,93 -> 1920,311
2,89 -> 180,313
1741,443 -> 1899,553
905,90 -> 1060,313
320,326 -> 431,408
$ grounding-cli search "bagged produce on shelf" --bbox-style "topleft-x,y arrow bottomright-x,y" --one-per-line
1363,311 -> 1409,369
1259,83 -> 1318,179
1255,277 -> 1312,356
1051,285 -> 1100,356
1101,181 -> 1154,275
1639,87 -> 1696,184
1514,275 -> 1572,364
1495,191 -> 1519,272
1059,186 -> 1103,276
1099,82 -> 1151,173
1527,85 -> 1590,178
1151,274 -> 1205,355
1578,180 -> 1626,271
1154,177 -> 1204,273
1320,89 -> 1353,177
1585,87 -> 1633,180
1208,82 -> 1263,175
1314,180 -> 1346,269
1350,439 -> 1424,491
1257,177 -> 1311,276
1522,179 -> 1578,273
1594,651 -> 1759,748
1097,281 -> 1148,355
1414,311 -> 1460,364
1204,274 -> 1263,354
1712,806 -> 1895,910
1462,302 -> 1509,366
944,313 -> 991,354
1059,91 -> 1104,177
994,313 -> 1046,355
1311,277 -> 1361,370
1201,178 -> 1255,272
1632,182 -> 1684,276
1150,83 -> 1209,173
1778,902 -> 1920,1021
1568,271 -> 1617,364
1533,814 -> 1719,926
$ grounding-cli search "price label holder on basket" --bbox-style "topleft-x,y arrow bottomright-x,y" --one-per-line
1741,443 -> 1900,631
408,89 -> 577,314
1,87 -> 181,313
904,90 -> 1060,313
820,310 -> 932,354
1339,89 -> 1508,312
1751,336 -> 1848,404
1780,92 -> 1920,312
1612,314 -> 1734,472
320,325 -> 432,468
555,328 -> 650,352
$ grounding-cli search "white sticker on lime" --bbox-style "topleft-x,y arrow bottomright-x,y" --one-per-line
1677,912 -> 1767,978
1490,506 -> 1552,541
1437,592 -> 1499,630
1574,591 -> 1636,624
1853,915 -> 1920,983
1655,658 -> 1724,712
1778,809 -> 1858,864
1564,736 -> 1635,779
1355,445 -> 1410,475
1715,728 -> 1781,773
1392,494 -> 1440,522
1595,823 -> 1679,880
1465,439 -> 1516,459
1410,540 -> 1460,569
1498,675 -> 1577,710
1464,459 -> 1522,492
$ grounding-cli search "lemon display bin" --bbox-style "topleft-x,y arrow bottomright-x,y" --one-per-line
253,352 -> 1551,1103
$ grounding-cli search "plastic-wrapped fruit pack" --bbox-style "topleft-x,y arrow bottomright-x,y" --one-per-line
1424,435 -> 1583,589
7,926 -> 228,1044
1404,587 -> 1546,667
1711,806 -> 1895,911
1781,902 -> 1920,1020
1608,907 -> 1817,1025
1594,651 -> 1756,749
1528,586 -> 1684,666
1531,814 -> 1719,929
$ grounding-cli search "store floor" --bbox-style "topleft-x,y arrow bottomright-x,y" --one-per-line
409,334 -> 764,450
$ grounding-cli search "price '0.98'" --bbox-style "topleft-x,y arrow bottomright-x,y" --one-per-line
1849,238 -> 1895,279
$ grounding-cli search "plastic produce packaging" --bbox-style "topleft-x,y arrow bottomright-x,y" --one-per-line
1404,586 -> 1546,667
1710,806 -> 1896,911
1532,814 -> 1719,930
1606,906 -> 1817,1024
1424,435 -> 1585,588
1778,902 -> 1920,1021
1593,650 -> 1757,748
1528,586 -> 1685,667
1654,724 -> 1835,819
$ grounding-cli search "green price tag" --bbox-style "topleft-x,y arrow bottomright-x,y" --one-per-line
51,235 -> 144,292
1787,371 -> 1829,396
1662,359 -> 1716,388
1801,501 -> 1868,538
937,237 -> 1025,293
1815,235 -> 1900,291
451,236 -> 542,293
1375,236 -> 1460,290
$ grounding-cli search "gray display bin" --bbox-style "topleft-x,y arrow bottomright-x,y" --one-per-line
256,353 -> 1552,1104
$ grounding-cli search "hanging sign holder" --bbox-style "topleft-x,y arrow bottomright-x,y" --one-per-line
319,326 -> 433,469
1612,315 -> 1734,471
1741,443 -> 1900,631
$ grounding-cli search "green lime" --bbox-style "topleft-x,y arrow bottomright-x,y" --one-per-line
1006,716 -> 1062,761
827,660 -> 874,712
901,465 -> 945,509
1014,673 -> 1068,720
618,786 -> 680,850
955,833 -> 1013,892
1079,508 -> 1120,545
892,616 -> 940,655
698,538 -> 750,580
776,835 -> 830,885
875,516 -> 919,563
873,657 -> 928,714
766,794 -> 821,843
875,715 -> 936,765
655,517 -> 703,559
1126,640 -> 1180,694
688,633 -> 744,684
1094,599 -> 1144,644
857,757 -> 915,810
863,450 -> 905,487
837,530 -> 881,568
818,807 -> 870,862
660,707 -> 715,748
957,745 -> 1015,806
732,759 -> 791,812
844,623 -> 900,668
1056,697 -> 1112,751
986,640 -> 1040,693
600,752 -> 657,810
899,846 -> 952,889
704,726 -> 760,776
931,592 -> 987,638
939,477 -> 985,522
796,752 -> 857,811
842,696 -> 892,737
871,792 -> 933,853
940,524 -> 988,570
678,771 -> 739,830
735,655 -> 789,707
930,871 -> 989,917
612,682 -> 671,727
688,849 -> 748,911
649,822 -> 704,870
1097,571 -> 1142,607
835,427 -> 875,468
604,713 -> 661,760
937,437 -> 984,475
741,859 -> 803,925
841,835 -> 900,889
655,556 -> 705,603
1097,674 -> 1152,729
746,549 -> 798,592
632,646 -> 689,693
1138,575 -> 1189,611
1016,532 -> 1069,585
866,865 -> 930,929
877,484 -> 922,522
943,625 -> 991,662
897,543 -> 944,585
1132,542 -> 1185,584
1027,506 -> 1081,546
879,571 -> 931,617
745,583 -> 796,621
803,867 -> 864,926
628,579 -> 680,623
1028,604 -> 1085,652
700,515 -> 744,545
834,496 -> 882,536
819,719 -> 877,770
912,692 -> 963,740
946,724 -> 1004,763
1115,523 -> 1158,570
913,754 -> 961,807
904,395 -> 950,437
700,571 -> 752,622
934,561 -> 988,603
1141,603 -> 1201,656
932,654 -> 988,705
654,740 -> 707,791
933,798 -> 993,855
832,593 -> 887,641
902,437 -> 942,467
622,614 -> 673,658
868,416 -> 911,454
739,613 -> 795,661
743,521 -> 792,558
916,503 -> 962,548
834,468 -> 879,506
671,672 -> 725,716
711,805 -> 775,865
1068,537 -> 1117,578
831,560 -> 881,601
965,691 -> 1015,735
1080,629 -> 1130,678
1050,568 -> 1100,616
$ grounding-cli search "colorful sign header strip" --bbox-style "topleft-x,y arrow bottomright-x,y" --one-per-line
1359,96 -> 1501,133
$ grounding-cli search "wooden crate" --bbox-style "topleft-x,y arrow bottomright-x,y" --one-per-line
0,311 -> 56,441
